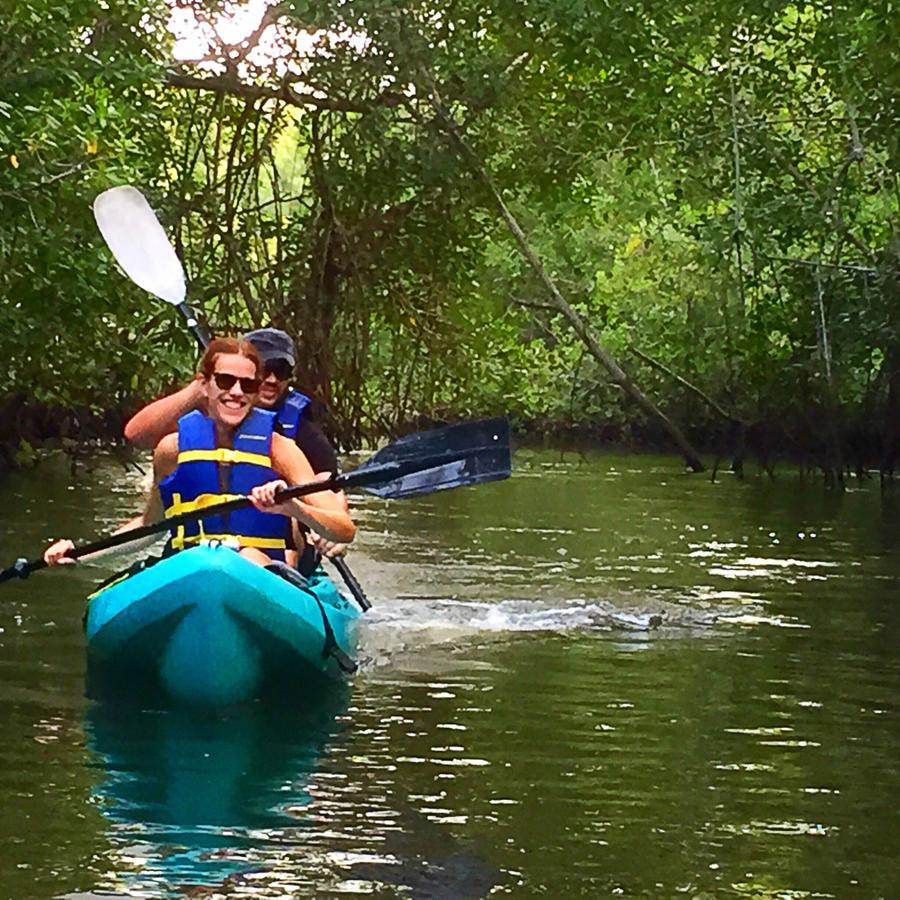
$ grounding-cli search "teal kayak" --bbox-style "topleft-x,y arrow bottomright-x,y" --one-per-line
84,545 -> 361,707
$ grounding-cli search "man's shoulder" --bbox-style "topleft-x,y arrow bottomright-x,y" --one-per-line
281,389 -> 312,414
292,418 -> 339,472
285,387 -> 312,403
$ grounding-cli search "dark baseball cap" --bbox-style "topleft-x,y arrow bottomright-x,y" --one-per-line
242,328 -> 295,366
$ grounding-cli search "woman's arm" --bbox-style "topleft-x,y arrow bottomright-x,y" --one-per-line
43,445 -> 173,567
253,433 -> 356,544
152,432 -> 180,481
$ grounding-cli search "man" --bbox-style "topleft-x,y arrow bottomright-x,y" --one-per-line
123,328 -> 346,571
241,328 -> 342,481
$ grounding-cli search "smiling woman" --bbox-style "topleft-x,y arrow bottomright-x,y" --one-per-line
152,337 -> 356,561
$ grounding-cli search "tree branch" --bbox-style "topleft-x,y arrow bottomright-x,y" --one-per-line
0,161 -> 90,200
629,345 -> 747,426
737,105 -> 876,264
165,70 -> 372,113
511,297 -> 561,313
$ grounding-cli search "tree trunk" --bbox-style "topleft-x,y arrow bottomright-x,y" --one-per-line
426,89 -> 705,472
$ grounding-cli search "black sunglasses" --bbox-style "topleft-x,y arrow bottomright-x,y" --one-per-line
212,372 -> 261,394
264,359 -> 293,381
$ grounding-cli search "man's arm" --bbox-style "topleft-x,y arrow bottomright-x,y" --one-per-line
124,379 -> 206,449
294,418 -> 339,474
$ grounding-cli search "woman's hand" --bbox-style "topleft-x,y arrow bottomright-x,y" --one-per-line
44,539 -> 76,566
250,479 -> 290,515
251,471 -> 335,516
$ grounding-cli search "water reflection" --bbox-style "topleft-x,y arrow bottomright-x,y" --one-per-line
3,450 -> 899,898
84,689 -> 349,895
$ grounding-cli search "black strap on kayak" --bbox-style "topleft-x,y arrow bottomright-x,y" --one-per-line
312,594 -> 358,675
265,562 -> 358,674
89,553 -> 164,595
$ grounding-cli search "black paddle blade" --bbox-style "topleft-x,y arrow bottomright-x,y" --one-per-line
359,417 -> 511,499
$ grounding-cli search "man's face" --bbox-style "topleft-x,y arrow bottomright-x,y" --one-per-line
256,358 -> 293,408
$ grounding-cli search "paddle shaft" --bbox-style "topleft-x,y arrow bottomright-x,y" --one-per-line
176,301 -> 212,348
329,556 -> 371,612
144,223 -> 364,607
1,416 -> 511,586
0,473 -> 343,583
0,443 -> 499,585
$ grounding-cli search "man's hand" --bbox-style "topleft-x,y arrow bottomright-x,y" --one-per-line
308,530 -> 347,558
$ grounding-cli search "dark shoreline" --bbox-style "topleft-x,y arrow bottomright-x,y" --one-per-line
1,398 -> 895,487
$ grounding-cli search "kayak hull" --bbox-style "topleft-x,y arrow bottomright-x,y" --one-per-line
85,545 -> 360,707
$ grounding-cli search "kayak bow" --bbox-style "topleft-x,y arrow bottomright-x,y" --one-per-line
84,545 -> 360,707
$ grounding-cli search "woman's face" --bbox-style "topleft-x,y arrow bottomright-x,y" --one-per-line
202,353 -> 260,428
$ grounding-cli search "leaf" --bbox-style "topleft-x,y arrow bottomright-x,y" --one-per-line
624,233 -> 643,255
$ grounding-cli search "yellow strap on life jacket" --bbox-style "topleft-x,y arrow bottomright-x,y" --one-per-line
163,492 -> 287,552
164,492 -> 244,518
176,447 -> 272,467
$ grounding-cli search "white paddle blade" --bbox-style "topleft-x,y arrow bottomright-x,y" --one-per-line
93,186 -> 186,306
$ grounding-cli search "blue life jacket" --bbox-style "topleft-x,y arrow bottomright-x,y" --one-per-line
157,409 -> 288,560
273,389 -> 312,441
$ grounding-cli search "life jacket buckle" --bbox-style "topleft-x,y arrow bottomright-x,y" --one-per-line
202,537 -> 241,551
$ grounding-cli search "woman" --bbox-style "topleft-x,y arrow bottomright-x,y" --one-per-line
44,337 -> 355,568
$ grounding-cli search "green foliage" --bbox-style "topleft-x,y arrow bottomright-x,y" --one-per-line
1,0 -> 897,468
0,0 -> 182,419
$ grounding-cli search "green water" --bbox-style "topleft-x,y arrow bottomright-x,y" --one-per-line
0,450 -> 898,897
